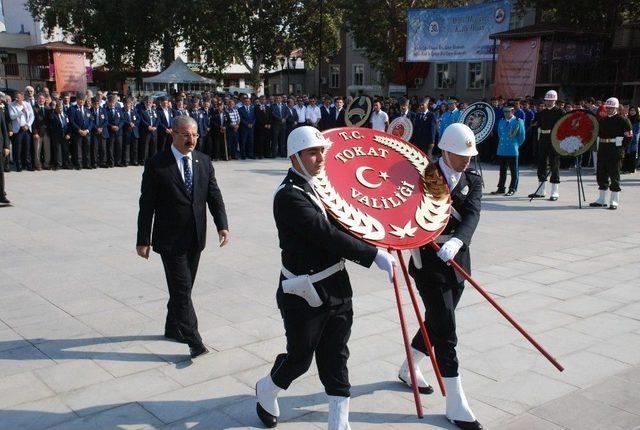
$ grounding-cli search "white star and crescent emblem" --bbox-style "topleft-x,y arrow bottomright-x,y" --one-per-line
355,166 -> 389,189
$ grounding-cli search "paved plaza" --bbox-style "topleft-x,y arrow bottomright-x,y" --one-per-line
1,159 -> 640,430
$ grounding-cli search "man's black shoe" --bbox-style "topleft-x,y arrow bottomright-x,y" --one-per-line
189,344 -> 209,359
490,189 -> 505,195
450,419 -> 483,430
257,402 -> 277,428
0,196 -> 10,205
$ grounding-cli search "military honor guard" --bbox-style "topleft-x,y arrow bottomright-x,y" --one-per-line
529,90 -> 564,201
255,126 -> 396,429
589,97 -> 632,210
402,123 -> 483,430
491,105 -> 526,196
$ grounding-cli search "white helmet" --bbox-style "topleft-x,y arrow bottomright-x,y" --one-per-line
544,90 -> 558,101
287,126 -> 332,158
605,97 -> 619,108
438,123 -> 478,156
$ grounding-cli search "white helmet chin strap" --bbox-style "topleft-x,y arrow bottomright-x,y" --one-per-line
293,152 -> 313,180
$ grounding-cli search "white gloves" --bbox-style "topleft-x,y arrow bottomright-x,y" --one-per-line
436,238 -> 463,265
410,248 -> 423,270
615,137 -> 624,147
374,249 -> 397,282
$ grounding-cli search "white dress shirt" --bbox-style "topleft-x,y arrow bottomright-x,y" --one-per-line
370,110 -> 389,131
294,104 -> 306,123
163,108 -> 171,125
306,105 -> 321,125
171,144 -> 193,183
438,156 -> 461,190
8,101 -> 34,133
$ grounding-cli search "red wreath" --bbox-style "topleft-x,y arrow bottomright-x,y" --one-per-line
556,112 -> 594,144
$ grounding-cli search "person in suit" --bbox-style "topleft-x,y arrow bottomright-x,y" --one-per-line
137,96 -> 158,164
69,92 -> 94,169
90,97 -> 108,168
122,97 -> 140,166
105,95 -> 124,167
136,115 -> 230,359
238,95 -> 256,159
0,99 -> 10,204
330,97 -> 346,128
270,95 -> 289,157
32,94 -> 52,170
189,98 -> 208,153
49,101 -> 71,171
285,98 -> 298,139
255,126 -> 396,429
318,97 -> 333,131
209,101 -> 228,160
157,96 -> 174,151
8,91 -> 35,171
413,98 -> 438,158
225,99 -> 240,159
254,95 -> 271,159
0,93 -> 12,173
173,98 -> 189,118
393,97 -> 416,123
402,123 -> 483,430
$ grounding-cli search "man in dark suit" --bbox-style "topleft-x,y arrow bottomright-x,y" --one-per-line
106,95 -> 124,167
254,96 -> 271,159
69,92 -> 93,170
0,98 -> 10,204
330,97 -> 346,128
318,97 -> 333,131
209,101 -> 228,160
32,94 -> 52,170
412,98 -> 438,158
137,96 -> 158,164
49,101 -> 71,171
122,97 -> 139,166
285,98 -> 298,140
157,96 -> 174,151
91,97 -> 108,168
270,95 -> 289,157
136,115 -> 230,359
237,95 -> 255,159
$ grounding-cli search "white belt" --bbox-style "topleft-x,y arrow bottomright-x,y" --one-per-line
540,130 -> 551,134
282,260 -> 345,283
600,138 -> 616,143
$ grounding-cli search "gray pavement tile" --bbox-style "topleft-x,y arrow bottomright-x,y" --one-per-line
550,294 -> 622,318
158,408 -> 244,430
533,327 -> 600,357
0,396 -> 76,430
0,344 -> 56,378
13,316 -> 96,345
34,359 -> 114,394
565,312 -> 640,339
493,413 -> 567,429
587,332 -> 640,365
48,402 -> 164,430
615,302 -> 640,321
0,371 -> 55,409
200,324 -> 260,351
518,268 -> 578,285
531,392 -> 640,430
0,328 -> 29,353
582,374 -> 640,416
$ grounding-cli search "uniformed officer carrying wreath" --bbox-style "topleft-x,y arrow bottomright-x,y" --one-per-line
255,126 -> 396,429
589,97 -> 632,210
529,90 -> 564,201
402,123 -> 484,430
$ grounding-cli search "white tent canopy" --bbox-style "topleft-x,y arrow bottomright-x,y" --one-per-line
144,58 -> 213,84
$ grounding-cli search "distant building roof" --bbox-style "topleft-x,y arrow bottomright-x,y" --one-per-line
144,57 -> 213,84
25,41 -> 94,53
490,23 -> 607,40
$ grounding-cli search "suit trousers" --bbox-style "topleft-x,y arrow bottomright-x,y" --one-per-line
12,129 -> 31,170
75,134 -> 91,168
271,125 -> 286,157
596,142 -> 624,192
32,132 -> 51,168
125,134 -> 137,166
140,132 -> 157,163
497,156 -> 519,191
239,126 -> 254,158
0,151 -> 6,196
537,135 -> 560,183
270,302 -> 353,397
410,278 -> 465,377
160,250 -> 203,348
109,135 -> 122,166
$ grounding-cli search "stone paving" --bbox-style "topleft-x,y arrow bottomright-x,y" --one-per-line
0,159 -> 639,430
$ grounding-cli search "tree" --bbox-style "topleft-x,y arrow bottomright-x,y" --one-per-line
339,0 -> 466,90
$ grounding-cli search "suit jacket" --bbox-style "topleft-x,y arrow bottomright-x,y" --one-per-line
285,106 -> 298,129
270,103 -> 289,127
33,104 -> 52,135
190,108 -> 208,137
0,108 -> 9,150
157,107 -> 174,133
274,169 -> 377,309
122,108 -> 140,139
137,106 -> 158,136
318,105 -> 333,131
330,107 -> 346,128
69,104 -> 94,135
255,104 -> 272,129
90,107 -> 108,138
238,104 -> 255,129
409,167 -> 482,285
49,111 -> 70,141
106,106 -> 124,137
137,148 -> 228,255
209,109 -> 229,135
412,110 -> 437,150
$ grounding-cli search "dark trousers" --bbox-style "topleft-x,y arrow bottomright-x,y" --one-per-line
239,126 -> 254,158
497,156 -> 519,191
272,125 -> 286,157
58,136 -> 71,168
158,131 -> 172,151
160,250 -> 203,348
95,135 -> 107,166
109,135 -> 122,166
140,132 -> 157,163
411,278 -> 465,377
596,143 -> 624,192
76,134 -> 91,168
0,152 -> 5,196
271,302 -> 353,397
12,129 -> 31,170
537,135 -> 560,183
622,149 -> 637,173
125,134 -> 137,166
226,127 -> 239,158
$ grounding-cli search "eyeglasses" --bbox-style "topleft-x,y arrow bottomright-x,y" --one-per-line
175,132 -> 199,139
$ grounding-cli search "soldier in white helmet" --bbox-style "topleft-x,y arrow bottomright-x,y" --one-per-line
589,97 -> 632,209
399,123 -> 483,430
529,90 -> 564,201
255,126 -> 396,429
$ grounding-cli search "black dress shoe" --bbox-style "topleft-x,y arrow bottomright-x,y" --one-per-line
549,196 -> 558,201
398,375 -> 434,394
189,344 -> 209,359
0,196 -> 10,204
505,190 -> 515,197
164,331 -> 189,344
450,419 -> 483,430
589,202 -> 607,207
527,192 -> 545,198
256,402 -> 277,428
490,189 -> 505,195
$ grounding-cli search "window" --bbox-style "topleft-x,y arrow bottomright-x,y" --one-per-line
435,63 -> 449,89
330,65 -> 340,88
468,62 -> 483,89
353,64 -> 364,86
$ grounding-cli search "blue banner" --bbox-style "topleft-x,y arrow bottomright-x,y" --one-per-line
406,1 -> 511,62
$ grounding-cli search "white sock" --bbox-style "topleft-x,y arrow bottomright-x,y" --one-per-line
328,395 -> 351,430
